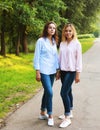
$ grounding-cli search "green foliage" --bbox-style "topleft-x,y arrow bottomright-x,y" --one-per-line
31,0 -> 67,39
62,0 -> 100,34
0,0 -> 13,12
35,0 -> 67,24
93,30 -> 100,37
12,1 -> 37,25
93,14 -> 100,37
0,0 -> 100,56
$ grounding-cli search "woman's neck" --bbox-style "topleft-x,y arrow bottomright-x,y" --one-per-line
47,36 -> 52,40
66,38 -> 73,43
47,36 -> 53,45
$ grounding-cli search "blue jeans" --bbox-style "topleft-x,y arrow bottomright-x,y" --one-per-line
60,71 -> 76,116
40,73 -> 55,115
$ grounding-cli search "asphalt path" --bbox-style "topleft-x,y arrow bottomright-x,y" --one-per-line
1,38 -> 100,130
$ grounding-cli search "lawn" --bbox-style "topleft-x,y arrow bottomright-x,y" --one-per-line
0,38 -> 95,119
0,53 -> 41,118
79,38 -> 95,53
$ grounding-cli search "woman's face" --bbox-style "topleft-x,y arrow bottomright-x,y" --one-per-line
64,26 -> 74,40
47,23 -> 56,37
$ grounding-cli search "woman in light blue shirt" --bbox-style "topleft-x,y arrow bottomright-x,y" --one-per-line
34,21 -> 59,126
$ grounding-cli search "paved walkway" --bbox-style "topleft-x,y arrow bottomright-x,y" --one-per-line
1,38 -> 100,130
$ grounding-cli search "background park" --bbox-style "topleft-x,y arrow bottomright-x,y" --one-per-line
0,0 -> 100,125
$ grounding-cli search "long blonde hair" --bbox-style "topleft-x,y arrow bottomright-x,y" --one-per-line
62,23 -> 77,42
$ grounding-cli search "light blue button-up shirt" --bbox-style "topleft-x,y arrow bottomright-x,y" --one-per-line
34,37 -> 59,74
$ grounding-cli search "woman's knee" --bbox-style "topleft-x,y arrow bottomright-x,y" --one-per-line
47,89 -> 53,97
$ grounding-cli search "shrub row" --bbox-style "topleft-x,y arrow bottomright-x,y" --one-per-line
78,34 -> 95,39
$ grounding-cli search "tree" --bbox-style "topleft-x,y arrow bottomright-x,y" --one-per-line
0,0 -> 67,56
1,0 -> 100,56
11,0 -> 37,55
33,0 -> 67,44
80,0 -> 100,33
0,1 -> 13,56
62,0 -> 100,34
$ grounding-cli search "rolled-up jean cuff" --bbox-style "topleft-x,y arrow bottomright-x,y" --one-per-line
41,108 -> 46,111
65,112 -> 70,116
70,107 -> 73,110
47,112 -> 52,115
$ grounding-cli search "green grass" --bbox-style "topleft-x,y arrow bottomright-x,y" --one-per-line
0,53 -> 41,118
79,38 -> 95,53
0,38 -> 95,119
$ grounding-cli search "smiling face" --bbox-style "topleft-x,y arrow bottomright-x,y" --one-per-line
47,23 -> 56,37
62,24 -> 77,42
64,26 -> 74,41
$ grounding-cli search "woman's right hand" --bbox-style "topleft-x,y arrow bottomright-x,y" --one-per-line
56,70 -> 60,80
36,70 -> 41,81
75,72 -> 80,83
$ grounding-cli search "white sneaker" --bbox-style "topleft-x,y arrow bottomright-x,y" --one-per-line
69,113 -> 73,118
58,115 -> 65,120
39,114 -> 48,120
59,119 -> 71,128
59,114 -> 73,120
48,118 -> 54,126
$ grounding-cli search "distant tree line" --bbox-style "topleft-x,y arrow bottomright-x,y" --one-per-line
0,0 -> 100,56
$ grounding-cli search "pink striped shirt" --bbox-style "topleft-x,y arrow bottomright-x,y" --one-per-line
59,39 -> 82,72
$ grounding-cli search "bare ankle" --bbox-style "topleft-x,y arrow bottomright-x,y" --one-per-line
41,111 -> 46,115
49,115 -> 53,118
65,116 -> 70,119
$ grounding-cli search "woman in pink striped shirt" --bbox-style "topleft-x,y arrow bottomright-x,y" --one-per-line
58,23 -> 82,128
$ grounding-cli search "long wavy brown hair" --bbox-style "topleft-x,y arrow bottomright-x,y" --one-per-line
41,21 -> 59,44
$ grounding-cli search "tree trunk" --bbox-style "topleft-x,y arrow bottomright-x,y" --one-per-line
0,10 -> 6,57
21,25 -> 28,54
0,28 -> 6,57
15,24 -> 28,55
15,35 -> 20,56
15,27 -> 21,56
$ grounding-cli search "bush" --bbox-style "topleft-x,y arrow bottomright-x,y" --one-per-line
78,34 -> 95,39
93,31 -> 100,37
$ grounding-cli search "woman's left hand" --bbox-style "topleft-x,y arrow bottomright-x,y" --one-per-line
75,72 -> 80,83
